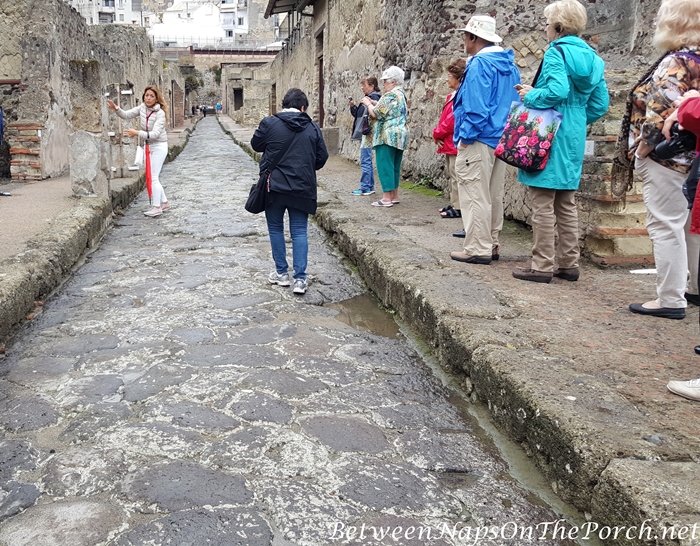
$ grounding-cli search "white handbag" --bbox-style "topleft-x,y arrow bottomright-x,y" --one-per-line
134,143 -> 145,169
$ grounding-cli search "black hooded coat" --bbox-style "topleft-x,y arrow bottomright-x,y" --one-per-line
251,110 -> 329,215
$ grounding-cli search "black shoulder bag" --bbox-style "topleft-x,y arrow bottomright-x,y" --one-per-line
245,130 -> 297,214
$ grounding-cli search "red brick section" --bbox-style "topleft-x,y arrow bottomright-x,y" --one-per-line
6,123 -> 43,181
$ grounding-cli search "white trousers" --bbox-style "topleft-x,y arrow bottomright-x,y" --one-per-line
149,141 -> 168,207
636,156 -> 700,308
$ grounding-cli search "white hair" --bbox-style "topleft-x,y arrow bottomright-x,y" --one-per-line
380,66 -> 405,86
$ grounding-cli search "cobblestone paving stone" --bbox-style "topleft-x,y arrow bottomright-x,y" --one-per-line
0,119 -> 577,545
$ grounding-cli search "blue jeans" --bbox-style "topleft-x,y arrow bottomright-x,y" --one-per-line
265,202 -> 309,280
359,147 -> 375,192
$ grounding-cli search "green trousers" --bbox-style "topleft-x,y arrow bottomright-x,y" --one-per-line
374,144 -> 403,192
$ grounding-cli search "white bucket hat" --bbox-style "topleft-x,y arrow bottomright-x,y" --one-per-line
460,15 -> 502,43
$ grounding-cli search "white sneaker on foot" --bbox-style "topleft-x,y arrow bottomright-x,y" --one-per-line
144,207 -> 162,217
667,378 -> 700,401
161,201 -> 171,211
268,271 -> 291,287
293,278 -> 308,294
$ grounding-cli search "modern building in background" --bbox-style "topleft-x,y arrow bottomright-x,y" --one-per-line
63,0 -> 284,48
149,0 -> 282,48
65,0 -> 148,25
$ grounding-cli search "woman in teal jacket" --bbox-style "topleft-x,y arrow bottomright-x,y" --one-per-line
512,0 -> 609,283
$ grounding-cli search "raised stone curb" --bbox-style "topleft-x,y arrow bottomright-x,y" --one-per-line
0,122 -> 196,343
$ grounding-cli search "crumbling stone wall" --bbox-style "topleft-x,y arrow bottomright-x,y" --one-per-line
260,0 -> 663,263
0,0 -> 184,188
225,64 -> 274,126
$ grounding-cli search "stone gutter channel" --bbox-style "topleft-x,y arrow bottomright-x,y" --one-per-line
0,116 -> 696,545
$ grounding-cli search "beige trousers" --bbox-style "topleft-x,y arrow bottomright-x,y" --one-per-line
455,142 -> 505,256
635,156 -> 700,308
445,154 -> 459,210
528,186 -> 579,273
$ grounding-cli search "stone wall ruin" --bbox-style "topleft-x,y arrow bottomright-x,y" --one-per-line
0,0 -> 185,197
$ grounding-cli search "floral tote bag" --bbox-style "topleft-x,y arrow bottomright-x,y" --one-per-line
494,102 -> 563,172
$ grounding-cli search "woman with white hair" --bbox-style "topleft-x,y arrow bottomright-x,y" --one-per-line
512,0 -> 609,283
362,65 -> 409,207
613,0 -> 700,319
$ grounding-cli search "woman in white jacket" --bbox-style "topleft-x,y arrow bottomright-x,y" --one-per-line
108,85 -> 170,217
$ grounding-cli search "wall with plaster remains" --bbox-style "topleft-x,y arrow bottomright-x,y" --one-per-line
0,0 -> 185,189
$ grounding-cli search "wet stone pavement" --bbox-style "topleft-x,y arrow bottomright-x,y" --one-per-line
0,118 -> 575,545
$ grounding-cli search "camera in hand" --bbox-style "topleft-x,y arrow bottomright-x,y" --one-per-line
654,123 -> 697,159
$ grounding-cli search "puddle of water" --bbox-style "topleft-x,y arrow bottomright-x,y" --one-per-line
326,288 -> 602,546
326,293 -> 402,339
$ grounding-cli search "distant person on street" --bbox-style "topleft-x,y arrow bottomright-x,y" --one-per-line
450,15 -> 520,265
202,105 -> 207,118
615,0 -> 700,320
192,104 -> 196,116
108,85 -> 170,217
349,76 -> 381,196
251,88 -> 329,295
362,66 -> 409,208
433,58 -> 466,221
512,0 -> 609,284
216,102 -> 222,114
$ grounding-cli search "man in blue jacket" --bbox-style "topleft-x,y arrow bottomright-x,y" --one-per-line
451,16 -> 521,265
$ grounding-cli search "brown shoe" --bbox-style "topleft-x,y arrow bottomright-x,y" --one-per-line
450,252 -> 492,265
553,267 -> 579,281
512,268 -> 553,283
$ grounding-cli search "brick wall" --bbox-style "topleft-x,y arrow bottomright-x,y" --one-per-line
6,123 -> 42,181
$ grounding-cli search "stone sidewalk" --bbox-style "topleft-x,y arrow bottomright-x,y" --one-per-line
0,113 -> 698,543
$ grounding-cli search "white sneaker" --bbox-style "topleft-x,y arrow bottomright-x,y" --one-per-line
161,201 -> 171,211
292,278 -> 308,294
667,378 -> 700,401
268,271 -> 291,287
144,207 -> 162,217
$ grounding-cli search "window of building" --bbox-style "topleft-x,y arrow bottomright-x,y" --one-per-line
119,13 -> 124,20
238,17 -> 244,25
226,30 -> 234,37
103,0 -> 115,7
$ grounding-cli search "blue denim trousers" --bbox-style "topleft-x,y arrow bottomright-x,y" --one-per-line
359,147 -> 375,192
265,202 -> 309,280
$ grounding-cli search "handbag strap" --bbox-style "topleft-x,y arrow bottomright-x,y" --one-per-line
531,43 -> 566,87
673,51 -> 700,65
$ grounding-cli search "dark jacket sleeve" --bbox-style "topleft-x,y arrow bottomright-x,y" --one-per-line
350,105 -> 359,118
315,125 -> 329,170
251,117 -> 271,153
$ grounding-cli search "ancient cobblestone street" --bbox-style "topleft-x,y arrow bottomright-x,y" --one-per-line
0,118 -> 574,546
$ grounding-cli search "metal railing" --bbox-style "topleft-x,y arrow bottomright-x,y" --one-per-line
151,35 -> 283,51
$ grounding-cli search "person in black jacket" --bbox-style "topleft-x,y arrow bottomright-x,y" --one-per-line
348,77 -> 381,195
251,88 -> 329,295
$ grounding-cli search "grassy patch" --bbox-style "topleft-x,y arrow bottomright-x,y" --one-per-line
402,180 -> 443,198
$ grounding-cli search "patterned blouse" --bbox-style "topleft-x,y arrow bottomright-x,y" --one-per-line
372,87 -> 409,150
629,48 -> 700,173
